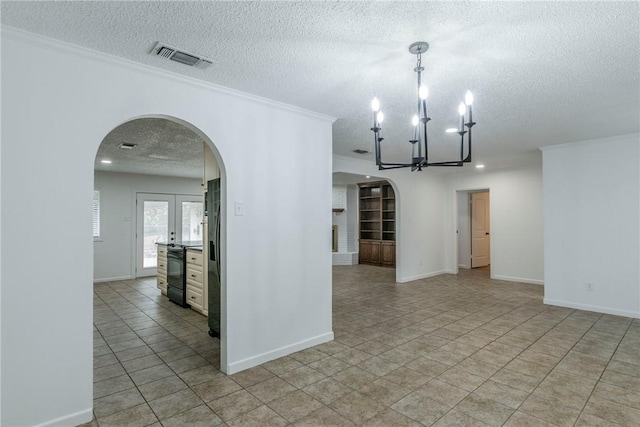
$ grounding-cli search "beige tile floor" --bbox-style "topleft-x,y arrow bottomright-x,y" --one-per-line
89,265 -> 640,426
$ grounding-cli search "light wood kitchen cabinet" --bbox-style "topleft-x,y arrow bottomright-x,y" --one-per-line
157,244 -> 168,295
185,249 -> 204,313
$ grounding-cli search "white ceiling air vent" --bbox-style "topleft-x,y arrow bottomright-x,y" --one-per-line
151,42 -> 213,70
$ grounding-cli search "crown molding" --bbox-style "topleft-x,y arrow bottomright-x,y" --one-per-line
539,132 -> 640,152
1,26 -> 337,124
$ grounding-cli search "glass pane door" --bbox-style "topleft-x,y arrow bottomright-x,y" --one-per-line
143,201 -> 169,268
136,193 -> 175,277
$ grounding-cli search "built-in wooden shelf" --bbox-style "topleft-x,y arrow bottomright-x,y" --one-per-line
358,181 -> 395,267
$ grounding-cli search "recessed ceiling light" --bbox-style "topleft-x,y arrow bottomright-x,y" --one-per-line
476,164 -> 485,169
445,128 -> 458,133
366,175 -> 371,179
101,159 -> 112,164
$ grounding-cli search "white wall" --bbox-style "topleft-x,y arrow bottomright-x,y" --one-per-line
93,171 -> 202,282
332,185 -> 348,252
542,134 -> 640,318
332,185 -> 359,265
1,28 -> 334,426
333,155 -> 448,282
445,165 -> 544,284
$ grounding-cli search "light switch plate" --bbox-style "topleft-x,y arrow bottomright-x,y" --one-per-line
235,201 -> 244,216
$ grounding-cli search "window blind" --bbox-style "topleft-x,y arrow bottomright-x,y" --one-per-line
93,190 -> 100,238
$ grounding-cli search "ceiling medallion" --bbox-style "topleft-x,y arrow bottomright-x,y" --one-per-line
370,42 -> 476,171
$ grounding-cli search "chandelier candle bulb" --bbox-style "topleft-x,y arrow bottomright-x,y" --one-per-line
465,91 -> 474,105
458,102 -> 466,133
419,85 -> 428,100
376,111 -> 384,139
371,97 -> 380,112
465,91 -> 474,123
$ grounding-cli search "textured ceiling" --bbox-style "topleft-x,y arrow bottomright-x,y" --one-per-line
3,1 -> 639,176
333,172 -> 379,186
95,118 -> 204,179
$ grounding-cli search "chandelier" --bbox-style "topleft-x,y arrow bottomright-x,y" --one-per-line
370,42 -> 476,171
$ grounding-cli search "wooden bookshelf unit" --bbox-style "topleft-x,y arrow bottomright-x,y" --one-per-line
358,181 -> 395,267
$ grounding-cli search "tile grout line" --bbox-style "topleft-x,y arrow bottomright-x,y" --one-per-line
94,279 -> 225,425
570,317 -> 635,427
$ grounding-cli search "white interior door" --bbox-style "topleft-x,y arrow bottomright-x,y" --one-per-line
471,191 -> 491,268
136,193 -> 203,277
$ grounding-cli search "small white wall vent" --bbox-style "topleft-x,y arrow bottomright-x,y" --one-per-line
151,42 -> 213,70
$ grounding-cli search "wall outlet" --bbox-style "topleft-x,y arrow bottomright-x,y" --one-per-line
586,283 -> 594,292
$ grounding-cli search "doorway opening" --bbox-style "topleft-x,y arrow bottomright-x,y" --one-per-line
92,115 -> 226,369
456,189 -> 491,272
331,172 -> 400,273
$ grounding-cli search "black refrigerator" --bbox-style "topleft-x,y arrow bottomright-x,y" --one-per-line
206,178 -> 221,337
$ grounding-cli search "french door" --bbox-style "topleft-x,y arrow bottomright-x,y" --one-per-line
135,193 -> 203,277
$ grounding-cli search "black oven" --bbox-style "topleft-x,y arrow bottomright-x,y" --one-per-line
167,246 -> 189,307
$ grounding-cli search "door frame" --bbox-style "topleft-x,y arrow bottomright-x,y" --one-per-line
452,187 -> 491,275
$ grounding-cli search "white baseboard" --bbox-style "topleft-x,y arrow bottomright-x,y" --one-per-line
225,331 -> 334,374
544,298 -> 640,319
398,270 -> 449,283
492,274 -> 543,285
35,408 -> 92,427
93,275 -> 133,283
458,263 -> 470,269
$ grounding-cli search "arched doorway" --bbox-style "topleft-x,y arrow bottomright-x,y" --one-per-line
331,172 -> 401,279
92,115 -> 227,373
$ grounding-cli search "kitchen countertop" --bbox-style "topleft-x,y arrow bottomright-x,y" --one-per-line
156,242 -> 203,251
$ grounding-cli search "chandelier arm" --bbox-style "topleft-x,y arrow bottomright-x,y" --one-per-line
422,104 -> 429,165
379,164 -> 420,170
416,58 -> 423,160
426,161 -> 464,167
377,157 -> 421,167
374,134 -> 420,168
462,122 -> 474,162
